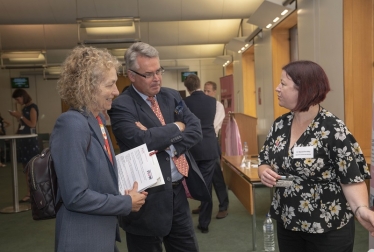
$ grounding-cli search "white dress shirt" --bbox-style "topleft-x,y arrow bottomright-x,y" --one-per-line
214,101 -> 225,137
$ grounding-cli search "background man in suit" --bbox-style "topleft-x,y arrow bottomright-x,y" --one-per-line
191,81 -> 229,219
184,75 -> 221,233
108,42 -> 209,252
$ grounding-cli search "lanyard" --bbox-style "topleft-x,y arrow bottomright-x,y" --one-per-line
96,116 -> 113,164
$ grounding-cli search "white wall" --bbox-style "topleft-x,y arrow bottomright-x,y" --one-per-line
298,0 -> 344,119
253,30 -> 275,147
161,58 -> 223,98
0,59 -> 223,135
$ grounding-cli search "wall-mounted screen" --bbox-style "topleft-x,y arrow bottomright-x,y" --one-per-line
11,77 -> 29,88
181,71 -> 197,82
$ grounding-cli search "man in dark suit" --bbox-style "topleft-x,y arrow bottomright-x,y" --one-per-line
191,81 -> 229,220
108,42 -> 210,252
183,74 -> 221,233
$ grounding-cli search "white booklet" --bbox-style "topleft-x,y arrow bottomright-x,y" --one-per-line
116,143 -> 164,194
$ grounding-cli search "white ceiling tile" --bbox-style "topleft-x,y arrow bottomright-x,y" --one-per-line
138,0 -> 182,21
0,0 -> 264,63
207,19 -> 242,42
180,0 -> 225,20
44,25 -> 78,49
147,22 -> 179,46
156,46 -> 178,60
0,25 -> 45,50
222,0 -> 263,18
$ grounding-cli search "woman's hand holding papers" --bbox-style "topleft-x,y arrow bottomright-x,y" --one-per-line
126,181 -> 148,212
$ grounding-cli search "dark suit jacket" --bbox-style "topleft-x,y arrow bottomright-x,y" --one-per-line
50,110 -> 132,252
108,85 -> 210,236
184,90 -> 220,161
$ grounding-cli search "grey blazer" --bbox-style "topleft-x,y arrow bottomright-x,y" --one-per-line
50,109 -> 132,252
109,86 -> 210,236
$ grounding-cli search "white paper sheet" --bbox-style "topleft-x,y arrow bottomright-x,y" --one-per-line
116,144 -> 164,194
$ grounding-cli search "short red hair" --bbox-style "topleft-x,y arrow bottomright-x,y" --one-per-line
282,60 -> 331,112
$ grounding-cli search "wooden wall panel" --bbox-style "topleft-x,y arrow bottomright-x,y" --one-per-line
343,0 -> 373,156
231,113 -> 258,155
116,75 -> 131,94
225,63 -> 233,76
242,46 -> 257,117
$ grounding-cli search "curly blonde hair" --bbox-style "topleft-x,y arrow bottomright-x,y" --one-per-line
57,46 -> 121,112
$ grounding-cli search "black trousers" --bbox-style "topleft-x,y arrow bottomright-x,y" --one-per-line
196,159 -> 216,228
125,183 -> 199,252
277,218 -> 355,252
196,158 -> 229,213
212,158 -> 229,211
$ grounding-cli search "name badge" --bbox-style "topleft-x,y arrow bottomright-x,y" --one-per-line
293,146 -> 314,158
99,124 -> 107,140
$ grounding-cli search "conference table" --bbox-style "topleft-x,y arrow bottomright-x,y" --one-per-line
0,134 -> 37,213
221,155 -> 271,252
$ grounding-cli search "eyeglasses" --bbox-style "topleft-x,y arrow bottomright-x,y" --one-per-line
129,67 -> 165,79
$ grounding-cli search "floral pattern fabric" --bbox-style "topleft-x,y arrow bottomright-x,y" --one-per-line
259,107 -> 370,233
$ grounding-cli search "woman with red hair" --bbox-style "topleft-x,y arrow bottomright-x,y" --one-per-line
259,60 -> 374,252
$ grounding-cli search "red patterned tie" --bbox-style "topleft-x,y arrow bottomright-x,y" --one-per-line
147,96 -> 189,177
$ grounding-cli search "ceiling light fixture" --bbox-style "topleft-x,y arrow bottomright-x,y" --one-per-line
77,17 -> 141,46
281,10 -> 289,15
45,66 -> 62,75
43,66 -> 62,80
214,55 -> 232,67
110,48 -> 127,60
226,37 -> 252,54
247,0 -> 295,29
78,17 -> 138,36
1,51 -> 45,62
0,51 -> 46,67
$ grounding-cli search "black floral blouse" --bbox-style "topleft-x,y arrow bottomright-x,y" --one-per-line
259,107 -> 370,233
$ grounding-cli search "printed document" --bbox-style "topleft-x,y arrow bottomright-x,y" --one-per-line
116,144 -> 164,194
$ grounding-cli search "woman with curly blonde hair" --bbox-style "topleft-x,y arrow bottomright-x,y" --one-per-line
50,46 -> 147,252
